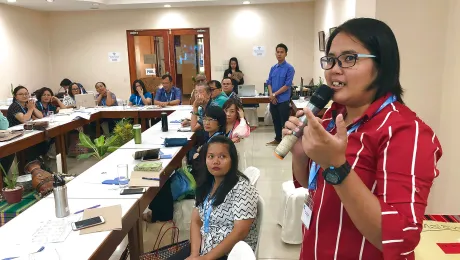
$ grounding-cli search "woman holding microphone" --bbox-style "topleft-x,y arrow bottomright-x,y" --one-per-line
283,18 -> 442,259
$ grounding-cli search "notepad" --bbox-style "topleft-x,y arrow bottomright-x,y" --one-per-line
80,205 -> 122,235
128,171 -> 161,187
415,220 -> 460,259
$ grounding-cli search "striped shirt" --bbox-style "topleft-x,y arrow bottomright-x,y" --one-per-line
295,93 -> 442,260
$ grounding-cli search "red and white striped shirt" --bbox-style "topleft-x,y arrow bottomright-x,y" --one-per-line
295,93 -> 442,260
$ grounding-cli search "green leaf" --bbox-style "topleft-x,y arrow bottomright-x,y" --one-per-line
0,163 -> 6,176
94,135 -> 105,148
78,132 -> 96,150
77,152 -> 95,160
104,135 -> 119,147
107,146 -> 119,153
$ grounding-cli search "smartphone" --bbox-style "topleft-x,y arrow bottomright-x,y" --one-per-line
71,216 -> 105,231
134,149 -> 160,160
120,188 -> 146,195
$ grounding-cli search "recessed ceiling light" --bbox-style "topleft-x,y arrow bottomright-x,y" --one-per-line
92,3 -> 99,6
164,4 -> 171,8
7,0 -> 17,3
46,0 -> 54,2
243,1 -> 250,4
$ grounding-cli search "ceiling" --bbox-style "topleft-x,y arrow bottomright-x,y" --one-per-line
3,0 -> 311,11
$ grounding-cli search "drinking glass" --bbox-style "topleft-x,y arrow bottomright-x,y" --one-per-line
47,111 -> 55,123
117,164 -> 128,189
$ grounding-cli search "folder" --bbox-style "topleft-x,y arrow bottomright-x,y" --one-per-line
128,171 -> 161,187
80,205 -> 122,235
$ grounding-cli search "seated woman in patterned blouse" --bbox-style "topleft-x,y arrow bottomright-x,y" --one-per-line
62,82 -> 82,108
171,136 -> 259,260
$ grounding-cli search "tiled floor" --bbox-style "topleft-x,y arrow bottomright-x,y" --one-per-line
62,125 -> 300,260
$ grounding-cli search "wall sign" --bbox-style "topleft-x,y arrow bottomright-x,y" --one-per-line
108,52 -> 121,62
145,68 -> 156,76
252,46 -> 266,57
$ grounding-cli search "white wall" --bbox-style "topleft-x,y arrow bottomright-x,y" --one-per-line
47,3 -> 315,103
0,4 -> 51,99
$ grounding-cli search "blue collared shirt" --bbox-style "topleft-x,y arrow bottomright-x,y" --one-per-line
266,61 -> 295,103
154,86 -> 182,104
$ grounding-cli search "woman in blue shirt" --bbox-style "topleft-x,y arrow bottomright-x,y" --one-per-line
35,87 -> 66,116
128,80 -> 152,106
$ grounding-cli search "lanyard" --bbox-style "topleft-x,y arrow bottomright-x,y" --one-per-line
38,102 -> 47,114
101,97 -> 106,106
202,181 -> 223,233
207,131 -> 223,143
16,101 -> 27,114
136,96 -> 142,106
164,90 -> 173,102
308,95 -> 396,190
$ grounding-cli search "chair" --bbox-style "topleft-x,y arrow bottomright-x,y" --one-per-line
228,241 -> 256,260
278,180 -> 308,244
243,166 -> 260,186
255,194 -> 264,258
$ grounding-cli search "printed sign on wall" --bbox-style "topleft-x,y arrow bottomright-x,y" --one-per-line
252,46 -> 266,57
108,52 -> 121,62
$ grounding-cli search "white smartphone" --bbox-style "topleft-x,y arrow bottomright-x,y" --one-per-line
71,216 -> 105,231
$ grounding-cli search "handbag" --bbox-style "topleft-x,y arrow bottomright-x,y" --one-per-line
164,138 -> 188,147
170,166 -> 196,201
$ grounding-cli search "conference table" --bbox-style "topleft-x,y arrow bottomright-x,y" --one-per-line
0,106 -> 195,259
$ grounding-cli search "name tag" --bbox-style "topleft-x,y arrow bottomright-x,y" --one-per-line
301,203 -> 313,229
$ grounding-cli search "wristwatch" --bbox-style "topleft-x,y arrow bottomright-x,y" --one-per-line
322,161 -> 351,185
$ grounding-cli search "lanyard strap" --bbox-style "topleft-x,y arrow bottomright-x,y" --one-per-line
16,101 -> 27,114
164,90 -> 173,102
38,102 -> 47,114
308,95 -> 396,190
207,132 -> 223,143
101,97 -> 106,106
203,195 -> 214,233
136,96 -> 141,105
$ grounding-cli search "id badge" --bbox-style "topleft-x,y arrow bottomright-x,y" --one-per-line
301,203 -> 313,229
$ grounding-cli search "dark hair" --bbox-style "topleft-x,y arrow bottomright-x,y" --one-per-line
204,105 -> 226,133
12,85 -> 28,101
222,77 -> 232,82
69,83 -> 81,98
327,18 -> 404,104
222,98 -> 248,125
195,136 -> 249,207
95,82 -> 106,88
36,87 -> 54,103
196,82 -> 211,94
60,78 -> 72,87
228,57 -> 241,72
276,43 -> 288,53
209,80 -> 222,89
162,74 -> 173,82
132,79 -> 148,96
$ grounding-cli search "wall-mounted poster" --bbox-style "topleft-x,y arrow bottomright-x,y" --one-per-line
318,31 -> 325,52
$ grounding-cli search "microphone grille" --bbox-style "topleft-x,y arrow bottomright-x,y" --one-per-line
309,84 -> 334,109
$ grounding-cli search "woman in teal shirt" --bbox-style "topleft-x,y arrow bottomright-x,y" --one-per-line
128,80 -> 152,106
0,113 -> 8,130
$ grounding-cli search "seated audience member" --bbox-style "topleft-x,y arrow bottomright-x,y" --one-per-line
223,98 -> 250,143
95,82 -> 118,106
59,78 -> 87,94
0,114 -> 14,188
222,77 -> 242,105
209,80 -> 228,108
129,79 -> 152,106
189,82 -> 212,131
154,75 -> 182,107
7,86 -> 49,165
8,86 -> 43,126
190,74 -> 207,105
36,87 -> 66,115
223,57 -> 245,94
62,83 -> 82,108
170,136 -> 258,260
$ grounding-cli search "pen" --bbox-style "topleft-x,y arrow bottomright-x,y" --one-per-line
142,177 -> 160,181
2,246 -> 45,260
73,204 -> 101,214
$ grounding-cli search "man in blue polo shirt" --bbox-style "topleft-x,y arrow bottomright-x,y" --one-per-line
266,43 -> 295,145
154,74 -> 182,107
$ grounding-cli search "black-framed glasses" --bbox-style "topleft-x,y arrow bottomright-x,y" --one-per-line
320,53 -> 376,70
203,117 -> 218,123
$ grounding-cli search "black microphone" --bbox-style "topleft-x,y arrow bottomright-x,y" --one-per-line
274,84 -> 334,159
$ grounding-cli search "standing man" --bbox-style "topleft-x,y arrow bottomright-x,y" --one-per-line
154,75 -> 182,107
266,43 -> 295,145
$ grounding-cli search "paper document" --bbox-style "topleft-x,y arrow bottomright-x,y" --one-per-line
31,216 -> 78,243
129,171 -> 161,187
80,205 -> 122,235
415,220 -> 460,259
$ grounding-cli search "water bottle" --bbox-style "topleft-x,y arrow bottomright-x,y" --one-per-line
264,83 -> 269,96
161,112 -> 168,132
53,174 -> 70,218
133,124 -> 142,144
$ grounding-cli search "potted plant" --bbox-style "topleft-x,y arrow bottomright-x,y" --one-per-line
1,162 -> 23,204
77,132 -> 120,160
113,118 -> 134,146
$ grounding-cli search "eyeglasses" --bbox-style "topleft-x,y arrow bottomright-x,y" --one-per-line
16,93 -> 29,96
203,117 -> 218,123
320,53 -> 376,70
